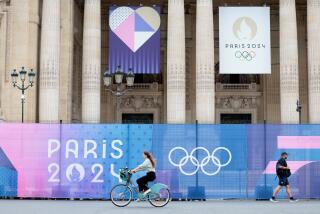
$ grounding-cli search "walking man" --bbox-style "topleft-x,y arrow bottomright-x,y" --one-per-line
270,152 -> 298,202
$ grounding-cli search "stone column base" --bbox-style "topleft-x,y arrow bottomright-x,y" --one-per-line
0,108 -> 5,122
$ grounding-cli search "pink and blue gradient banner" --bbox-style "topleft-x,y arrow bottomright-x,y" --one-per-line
0,124 -> 133,198
0,124 -> 60,197
1,124 -> 320,199
264,136 -> 320,174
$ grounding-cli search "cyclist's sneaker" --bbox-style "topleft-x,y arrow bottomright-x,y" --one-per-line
270,197 -> 278,202
289,197 -> 298,202
143,189 -> 151,196
137,192 -> 146,201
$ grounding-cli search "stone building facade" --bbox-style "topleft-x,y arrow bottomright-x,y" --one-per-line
0,0 -> 318,124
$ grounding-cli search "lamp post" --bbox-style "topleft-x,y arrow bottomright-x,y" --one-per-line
296,100 -> 302,124
10,67 -> 36,123
103,66 -> 135,97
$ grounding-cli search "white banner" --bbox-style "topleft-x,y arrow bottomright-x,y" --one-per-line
219,7 -> 271,74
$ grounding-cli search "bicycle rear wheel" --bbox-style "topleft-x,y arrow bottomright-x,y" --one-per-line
148,188 -> 171,207
110,184 -> 133,207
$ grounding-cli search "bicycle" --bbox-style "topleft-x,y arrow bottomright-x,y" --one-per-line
110,168 -> 171,207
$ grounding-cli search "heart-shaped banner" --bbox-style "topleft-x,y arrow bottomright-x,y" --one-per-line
109,6 -> 161,52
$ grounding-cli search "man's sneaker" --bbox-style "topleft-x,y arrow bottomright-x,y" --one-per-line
135,198 -> 141,202
270,197 -> 278,202
289,198 -> 298,202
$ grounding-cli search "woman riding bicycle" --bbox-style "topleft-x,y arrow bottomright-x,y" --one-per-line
130,151 -> 156,196
111,152 -> 170,207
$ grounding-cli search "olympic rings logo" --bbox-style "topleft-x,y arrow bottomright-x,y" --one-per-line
235,51 -> 256,61
168,147 -> 232,176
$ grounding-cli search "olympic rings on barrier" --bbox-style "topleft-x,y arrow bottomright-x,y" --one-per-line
168,147 -> 232,176
235,51 -> 256,61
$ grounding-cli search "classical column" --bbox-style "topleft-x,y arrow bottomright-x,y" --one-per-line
39,0 -> 60,123
2,0 -> 30,122
82,0 -> 101,123
167,0 -> 186,123
0,5 -> 5,121
60,0 -> 74,123
196,0 -> 215,124
307,0 -> 320,123
279,0 -> 299,124
26,0 -> 40,123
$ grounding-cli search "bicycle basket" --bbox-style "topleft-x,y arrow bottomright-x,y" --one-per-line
119,168 -> 130,181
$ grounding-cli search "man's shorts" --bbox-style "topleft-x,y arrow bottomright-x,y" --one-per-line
279,177 -> 289,186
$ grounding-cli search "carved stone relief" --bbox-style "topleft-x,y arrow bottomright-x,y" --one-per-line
117,94 -> 163,123
217,96 -> 258,111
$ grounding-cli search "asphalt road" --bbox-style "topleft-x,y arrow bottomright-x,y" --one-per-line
0,199 -> 319,214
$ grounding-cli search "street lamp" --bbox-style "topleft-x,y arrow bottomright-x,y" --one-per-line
103,66 -> 135,97
296,100 -> 302,124
10,67 -> 36,123
114,66 -> 124,84
126,70 -> 135,87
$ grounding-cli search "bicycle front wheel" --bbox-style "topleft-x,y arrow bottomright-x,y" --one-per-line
148,188 -> 171,207
110,184 -> 133,207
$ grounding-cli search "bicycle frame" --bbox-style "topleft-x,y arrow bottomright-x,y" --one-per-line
125,173 -> 168,200
111,170 -> 171,207
127,177 -> 140,194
